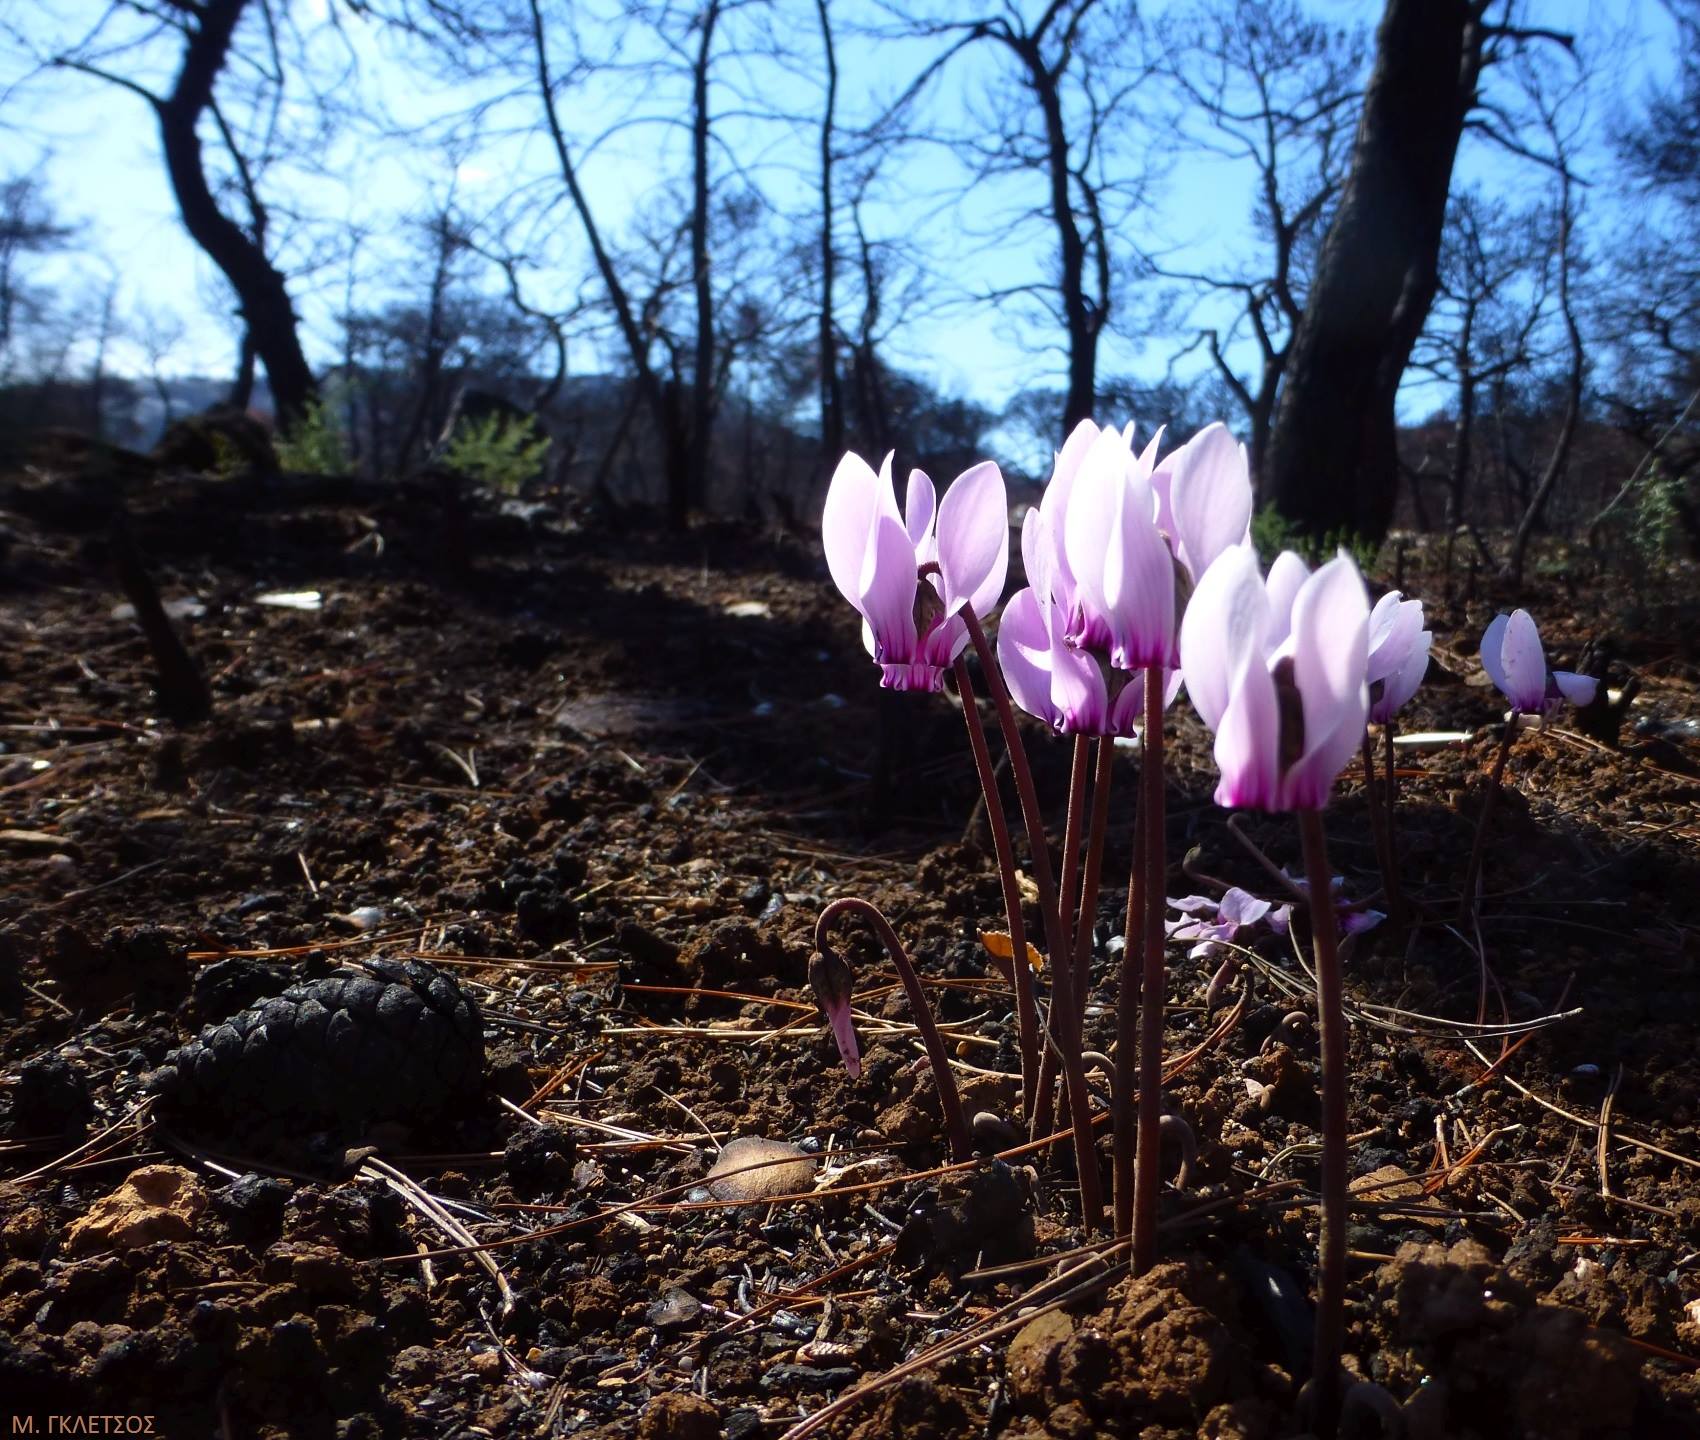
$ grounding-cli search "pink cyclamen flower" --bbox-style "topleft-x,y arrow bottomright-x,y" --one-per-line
1060,422 -> 1176,670
822,452 -> 1009,693
1149,421 -> 1256,586
997,583 -> 1182,735
1267,873 -> 1385,938
1000,420 -> 1166,735
1479,610 -> 1597,716
1179,547 -> 1371,811
1166,887 -> 1275,961
1000,417 -> 1249,735
1365,590 -> 1431,725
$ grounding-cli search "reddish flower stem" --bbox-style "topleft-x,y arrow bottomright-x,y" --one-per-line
1030,1038 -> 1058,1150
1129,667 -> 1168,1268
959,606 -> 1104,1232
1113,763 -> 1144,1239
1458,714 -> 1519,922
1058,735 -> 1092,965
815,897 -> 971,1163
1298,807 -> 1349,1440
952,654 -> 1039,1126
1359,730 -> 1402,927
1379,724 -> 1406,925
1071,738 -> 1115,1032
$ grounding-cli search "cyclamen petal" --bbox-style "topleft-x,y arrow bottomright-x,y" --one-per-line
1371,628 -> 1431,724
997,588 -> 1060,728
1263,550 -> 1310,649
822,451 -> 894,608
1064,428 -> 1174,669
903,469 -> 937,555
1178,545 -> 1267,732
1165,422 -> 1253,581
1366,592 -> 1424,684
1212,661 -> 1283,809
1498,609 -> 1549,712
935,461 -> 1009,622
1216,887 -> 1273,928
1284,553 -> 1370,810
858,513 -> 920,663
1051,639 -> 1114,735
1480,614 -> 1512,696
1039,420 -> 1099,610
1551,670 -> 1598,707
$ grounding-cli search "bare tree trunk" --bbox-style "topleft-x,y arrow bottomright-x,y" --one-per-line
1509,170 -> 1583,583
528,0 -> 694,528
686,1 -> 722,518
89,282 -> 116,440
848,199 -> 892,455
1008,31 -> 1099,430
228,329 -> 256,412
815,0 -> 845,462
1445,312 -> 1475,530
398,213 -> 456,467
152,0 -> 316,428
113,515 -> 212,727
1264,0 -> 1485,543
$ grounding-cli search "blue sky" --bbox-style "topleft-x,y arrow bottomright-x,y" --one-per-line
0,0 -> 1678,461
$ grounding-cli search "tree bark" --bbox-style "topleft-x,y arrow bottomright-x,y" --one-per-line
1445,304 -> 1476,530
1009,32 -> 1099,431
686,1 -> 721,517
113,514 -> 213,727
529,0 -> 700,529
1508,169 -> 1583,582
815,0 -> 845,462
154,0 -> 317,429
1264,0 -> 1485,542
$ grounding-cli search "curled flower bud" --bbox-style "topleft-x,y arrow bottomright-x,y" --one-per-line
808,947 -> 860,1079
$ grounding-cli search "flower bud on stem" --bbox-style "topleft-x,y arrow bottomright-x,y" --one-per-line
814,897 -> 971,1163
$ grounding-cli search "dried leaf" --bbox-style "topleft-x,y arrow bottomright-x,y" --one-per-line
979,930 -> 1044,973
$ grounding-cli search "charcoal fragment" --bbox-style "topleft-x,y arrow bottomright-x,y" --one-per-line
13,1055 -> 91,1134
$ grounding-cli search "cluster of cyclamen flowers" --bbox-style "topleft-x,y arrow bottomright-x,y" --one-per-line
816,418 -> 1594,1438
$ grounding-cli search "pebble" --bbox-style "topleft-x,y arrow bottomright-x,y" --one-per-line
64,1165 -> 209,1254
645,1288 -> 702,1332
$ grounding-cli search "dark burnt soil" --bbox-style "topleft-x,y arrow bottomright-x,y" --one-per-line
2,467 -> 1698,1440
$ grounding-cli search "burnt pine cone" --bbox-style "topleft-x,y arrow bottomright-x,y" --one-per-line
150,958 -> 485,1130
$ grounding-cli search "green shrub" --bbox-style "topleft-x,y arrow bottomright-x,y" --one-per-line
1250,503 -> 1379,570
443,412 -> 551,493
276,400 -> 350,475
1631,462 -> 1685,564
